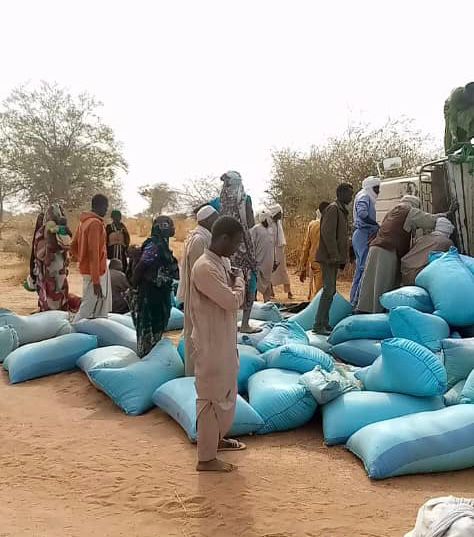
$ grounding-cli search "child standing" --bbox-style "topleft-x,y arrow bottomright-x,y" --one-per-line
189,216 -> 247,472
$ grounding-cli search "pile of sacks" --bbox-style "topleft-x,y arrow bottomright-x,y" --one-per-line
0,247 -> 473,482
0,306 -> 186,416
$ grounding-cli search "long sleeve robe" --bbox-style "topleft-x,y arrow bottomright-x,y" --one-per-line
189,250 -> 245,461
177,225 -> 212,376
250,224 -> 274,295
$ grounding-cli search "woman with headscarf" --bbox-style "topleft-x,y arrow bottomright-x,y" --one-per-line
357,195 -> 454,313
250,209 -> 275,303
106,210 -> 130,273
269,204 -> 293,299
33,203 -> 73,312
219,170 -> 260,333
130,215 -> 179,357
350,176 -> 381,306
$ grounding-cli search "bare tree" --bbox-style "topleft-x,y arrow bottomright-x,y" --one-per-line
0,81 -> 127,211
138,182 -> 179,216
180,175 -> 221,212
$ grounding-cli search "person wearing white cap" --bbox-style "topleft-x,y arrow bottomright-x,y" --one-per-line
177,204 -> 219,375
401,217 -> 455,285
350,176 -> 381,306
250,209 -> 275,302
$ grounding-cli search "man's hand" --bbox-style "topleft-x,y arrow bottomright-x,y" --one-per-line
93,283 -> 103,298
299,269 -> 307,283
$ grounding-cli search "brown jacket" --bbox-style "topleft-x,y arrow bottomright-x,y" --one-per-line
371,204 -> 412,258
316,201 -> 349,264
71,212 -> 107,284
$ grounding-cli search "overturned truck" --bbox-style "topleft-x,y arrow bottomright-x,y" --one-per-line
376,145 -> 474,256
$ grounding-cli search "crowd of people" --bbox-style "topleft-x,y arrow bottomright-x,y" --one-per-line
26,169 -> 459,472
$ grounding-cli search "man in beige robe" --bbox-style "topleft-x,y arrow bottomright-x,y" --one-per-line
189,216 -> 246,472
177,205 -> 218,376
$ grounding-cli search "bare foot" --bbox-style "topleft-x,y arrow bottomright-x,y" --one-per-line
196,459 -> 237,472
239,325 -> 263,334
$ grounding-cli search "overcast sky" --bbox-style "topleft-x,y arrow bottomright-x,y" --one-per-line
1,0 -> 473,214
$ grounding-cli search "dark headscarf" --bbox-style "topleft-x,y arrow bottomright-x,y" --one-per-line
30,212 -> 45,280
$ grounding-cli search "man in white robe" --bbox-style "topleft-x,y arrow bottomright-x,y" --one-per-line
269,204 -> 293,299
177,205 -> 218,375
250,210 -> 275,302
189,216 -> 246,472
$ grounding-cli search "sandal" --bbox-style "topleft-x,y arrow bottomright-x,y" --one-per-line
218,438 -> 247,452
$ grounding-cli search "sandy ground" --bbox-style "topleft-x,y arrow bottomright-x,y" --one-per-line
0,247 -> 473,537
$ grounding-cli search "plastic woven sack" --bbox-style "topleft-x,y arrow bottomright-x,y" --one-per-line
263,344 -> 334,374
328,314 -> 392,346
0,309 -> 71,345
347,405 -> 474,479
379,286 -> 434,313
5,333 -> 98,384
330,339 -> 381,367
256,321 -> 308,353
290,291 -> 352,331
152,377 -> 264,441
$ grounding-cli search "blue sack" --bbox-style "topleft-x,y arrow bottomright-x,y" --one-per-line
322,391 -> 444,445
290,291 -> 353,331
152,377 -> 264,441
166,307 -> 184,331
330,339 -> 381,367
460,370 -> 474,404
256,321 -> 309,353
306,332 -> 332,353
346,405 -> 474,479
444,380 -> 466,406
108,313 -> 135,330
238,345 -> 266,394
416,247 -> 474,327
238,322 -> 274,347
5,333 -> 98,384
88,338 -> 184,415
248,368 -> 317,434
358,338 -> 447,397
328,314 -> 392,346
177,337 -> 185,362
389,306 -> 450,352
246,302 -> 282,323
430,250 -> 474,277
0,325 -> 19,362
0,309 -> 71,345
74,318 -> 137,352
442,338 -> 474,389
77,346 -> 139,372
380,286 -> 434,313
263,344 -> 334,374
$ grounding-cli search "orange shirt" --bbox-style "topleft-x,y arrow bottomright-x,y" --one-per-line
71,212 -> 107,284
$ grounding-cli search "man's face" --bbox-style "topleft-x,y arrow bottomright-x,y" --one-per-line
273,212 -> 282,222
340,188 -> 354,205
97,201 -> 109,218
373,185 -> 380,196
222,231 -> 243,257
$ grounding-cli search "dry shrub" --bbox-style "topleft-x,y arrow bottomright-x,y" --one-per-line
174,217 -> 195,242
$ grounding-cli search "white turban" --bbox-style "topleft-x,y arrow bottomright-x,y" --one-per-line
268,203 -> 286,246
401,195 -> 421,208
269,203 -> 283,218
435,217 -> 455,237
256,209 -> 272,226
196,205 -> 217,222
360,175 -> 381,202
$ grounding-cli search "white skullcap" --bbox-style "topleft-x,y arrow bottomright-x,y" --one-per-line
435,217 -> 455,236
196,205 -> 217,222
401,195 -> 421,208
362,176 -> 381,189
